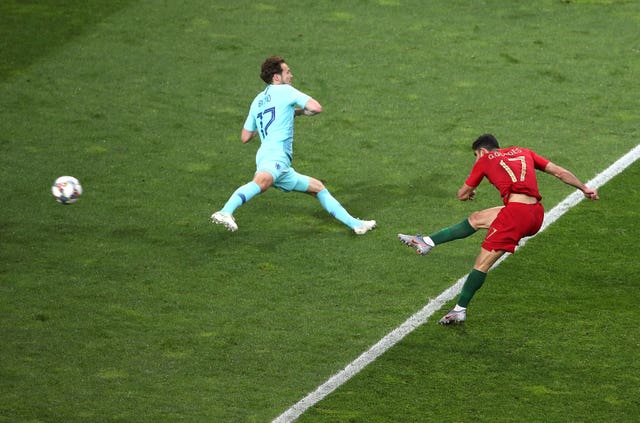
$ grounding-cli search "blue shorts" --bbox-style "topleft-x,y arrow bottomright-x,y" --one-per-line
257,159 -> 310,192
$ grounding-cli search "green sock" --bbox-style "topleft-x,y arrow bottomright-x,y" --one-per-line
430,219 -> 476,245
457,269 -> 487,308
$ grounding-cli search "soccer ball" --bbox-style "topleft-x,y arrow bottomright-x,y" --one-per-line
51,176 -> 83,204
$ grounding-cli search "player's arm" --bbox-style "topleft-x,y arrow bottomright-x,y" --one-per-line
241,128 -> 257,144
241,111 -> 258,143
295,98 -> 322,117
544,162 -> 599,200
457,183 -> 477,201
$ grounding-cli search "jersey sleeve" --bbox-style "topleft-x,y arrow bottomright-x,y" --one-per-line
290,86 -> 311,108
531,149 -> 551,170
243,112 -> 256,132
465,159 -> 486,188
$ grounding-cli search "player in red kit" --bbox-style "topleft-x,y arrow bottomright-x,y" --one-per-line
398,134 -> 599,324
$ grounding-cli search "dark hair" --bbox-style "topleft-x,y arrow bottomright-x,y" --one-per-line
260,56 -> 286,84
472,134 -> 500,151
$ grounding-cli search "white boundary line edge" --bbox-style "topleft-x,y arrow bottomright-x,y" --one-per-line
273,144 -> 640,423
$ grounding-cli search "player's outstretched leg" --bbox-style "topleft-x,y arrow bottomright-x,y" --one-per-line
316,189 -> 376,235
211,181 -> 262,232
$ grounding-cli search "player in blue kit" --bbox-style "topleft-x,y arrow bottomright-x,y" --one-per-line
211,56 -> 376,234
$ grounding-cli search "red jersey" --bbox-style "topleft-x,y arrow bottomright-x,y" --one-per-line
465,146 -> 550,205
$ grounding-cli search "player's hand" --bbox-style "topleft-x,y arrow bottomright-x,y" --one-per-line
295,108 -> 318,117
468,189 -> 477,201
583,188 -> 599,200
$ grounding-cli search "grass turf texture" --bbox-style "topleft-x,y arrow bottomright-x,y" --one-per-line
299,164 -> 640,423
1,1 -> 638,422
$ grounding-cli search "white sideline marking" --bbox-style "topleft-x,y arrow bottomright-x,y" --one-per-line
273,144 -> 640,423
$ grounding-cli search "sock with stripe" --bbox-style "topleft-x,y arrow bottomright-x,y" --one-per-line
220,181 -> 261,214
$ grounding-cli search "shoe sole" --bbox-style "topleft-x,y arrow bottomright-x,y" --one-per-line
354,221 -> 377,235
439,312 -> 466,325
439,319 -> 465,325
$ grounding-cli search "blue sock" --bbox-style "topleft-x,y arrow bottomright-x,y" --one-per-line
220,182 -> 261,214
316,189 -> 358,229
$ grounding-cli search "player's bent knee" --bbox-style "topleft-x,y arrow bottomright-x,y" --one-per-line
306,177 -> 326,194
253,171 -> 274,192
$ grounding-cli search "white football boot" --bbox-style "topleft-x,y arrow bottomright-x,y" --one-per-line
211,211 -> 238,232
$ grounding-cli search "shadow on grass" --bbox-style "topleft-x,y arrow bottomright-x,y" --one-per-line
0,0 -> 135,81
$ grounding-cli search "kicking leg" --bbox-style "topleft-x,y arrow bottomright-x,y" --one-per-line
398,206 -> 503,255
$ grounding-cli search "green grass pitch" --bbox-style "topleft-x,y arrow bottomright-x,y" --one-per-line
1,1 -> 639,422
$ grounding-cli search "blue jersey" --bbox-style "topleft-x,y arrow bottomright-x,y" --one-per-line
243,84 -> 311,164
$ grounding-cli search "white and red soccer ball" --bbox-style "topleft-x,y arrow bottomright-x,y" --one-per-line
51,176 -> 83,204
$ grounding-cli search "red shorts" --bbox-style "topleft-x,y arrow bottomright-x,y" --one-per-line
482,202 -> 544,253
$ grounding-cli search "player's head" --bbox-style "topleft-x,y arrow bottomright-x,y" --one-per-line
260,56 -> 291,84
472,134 -> 500,152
